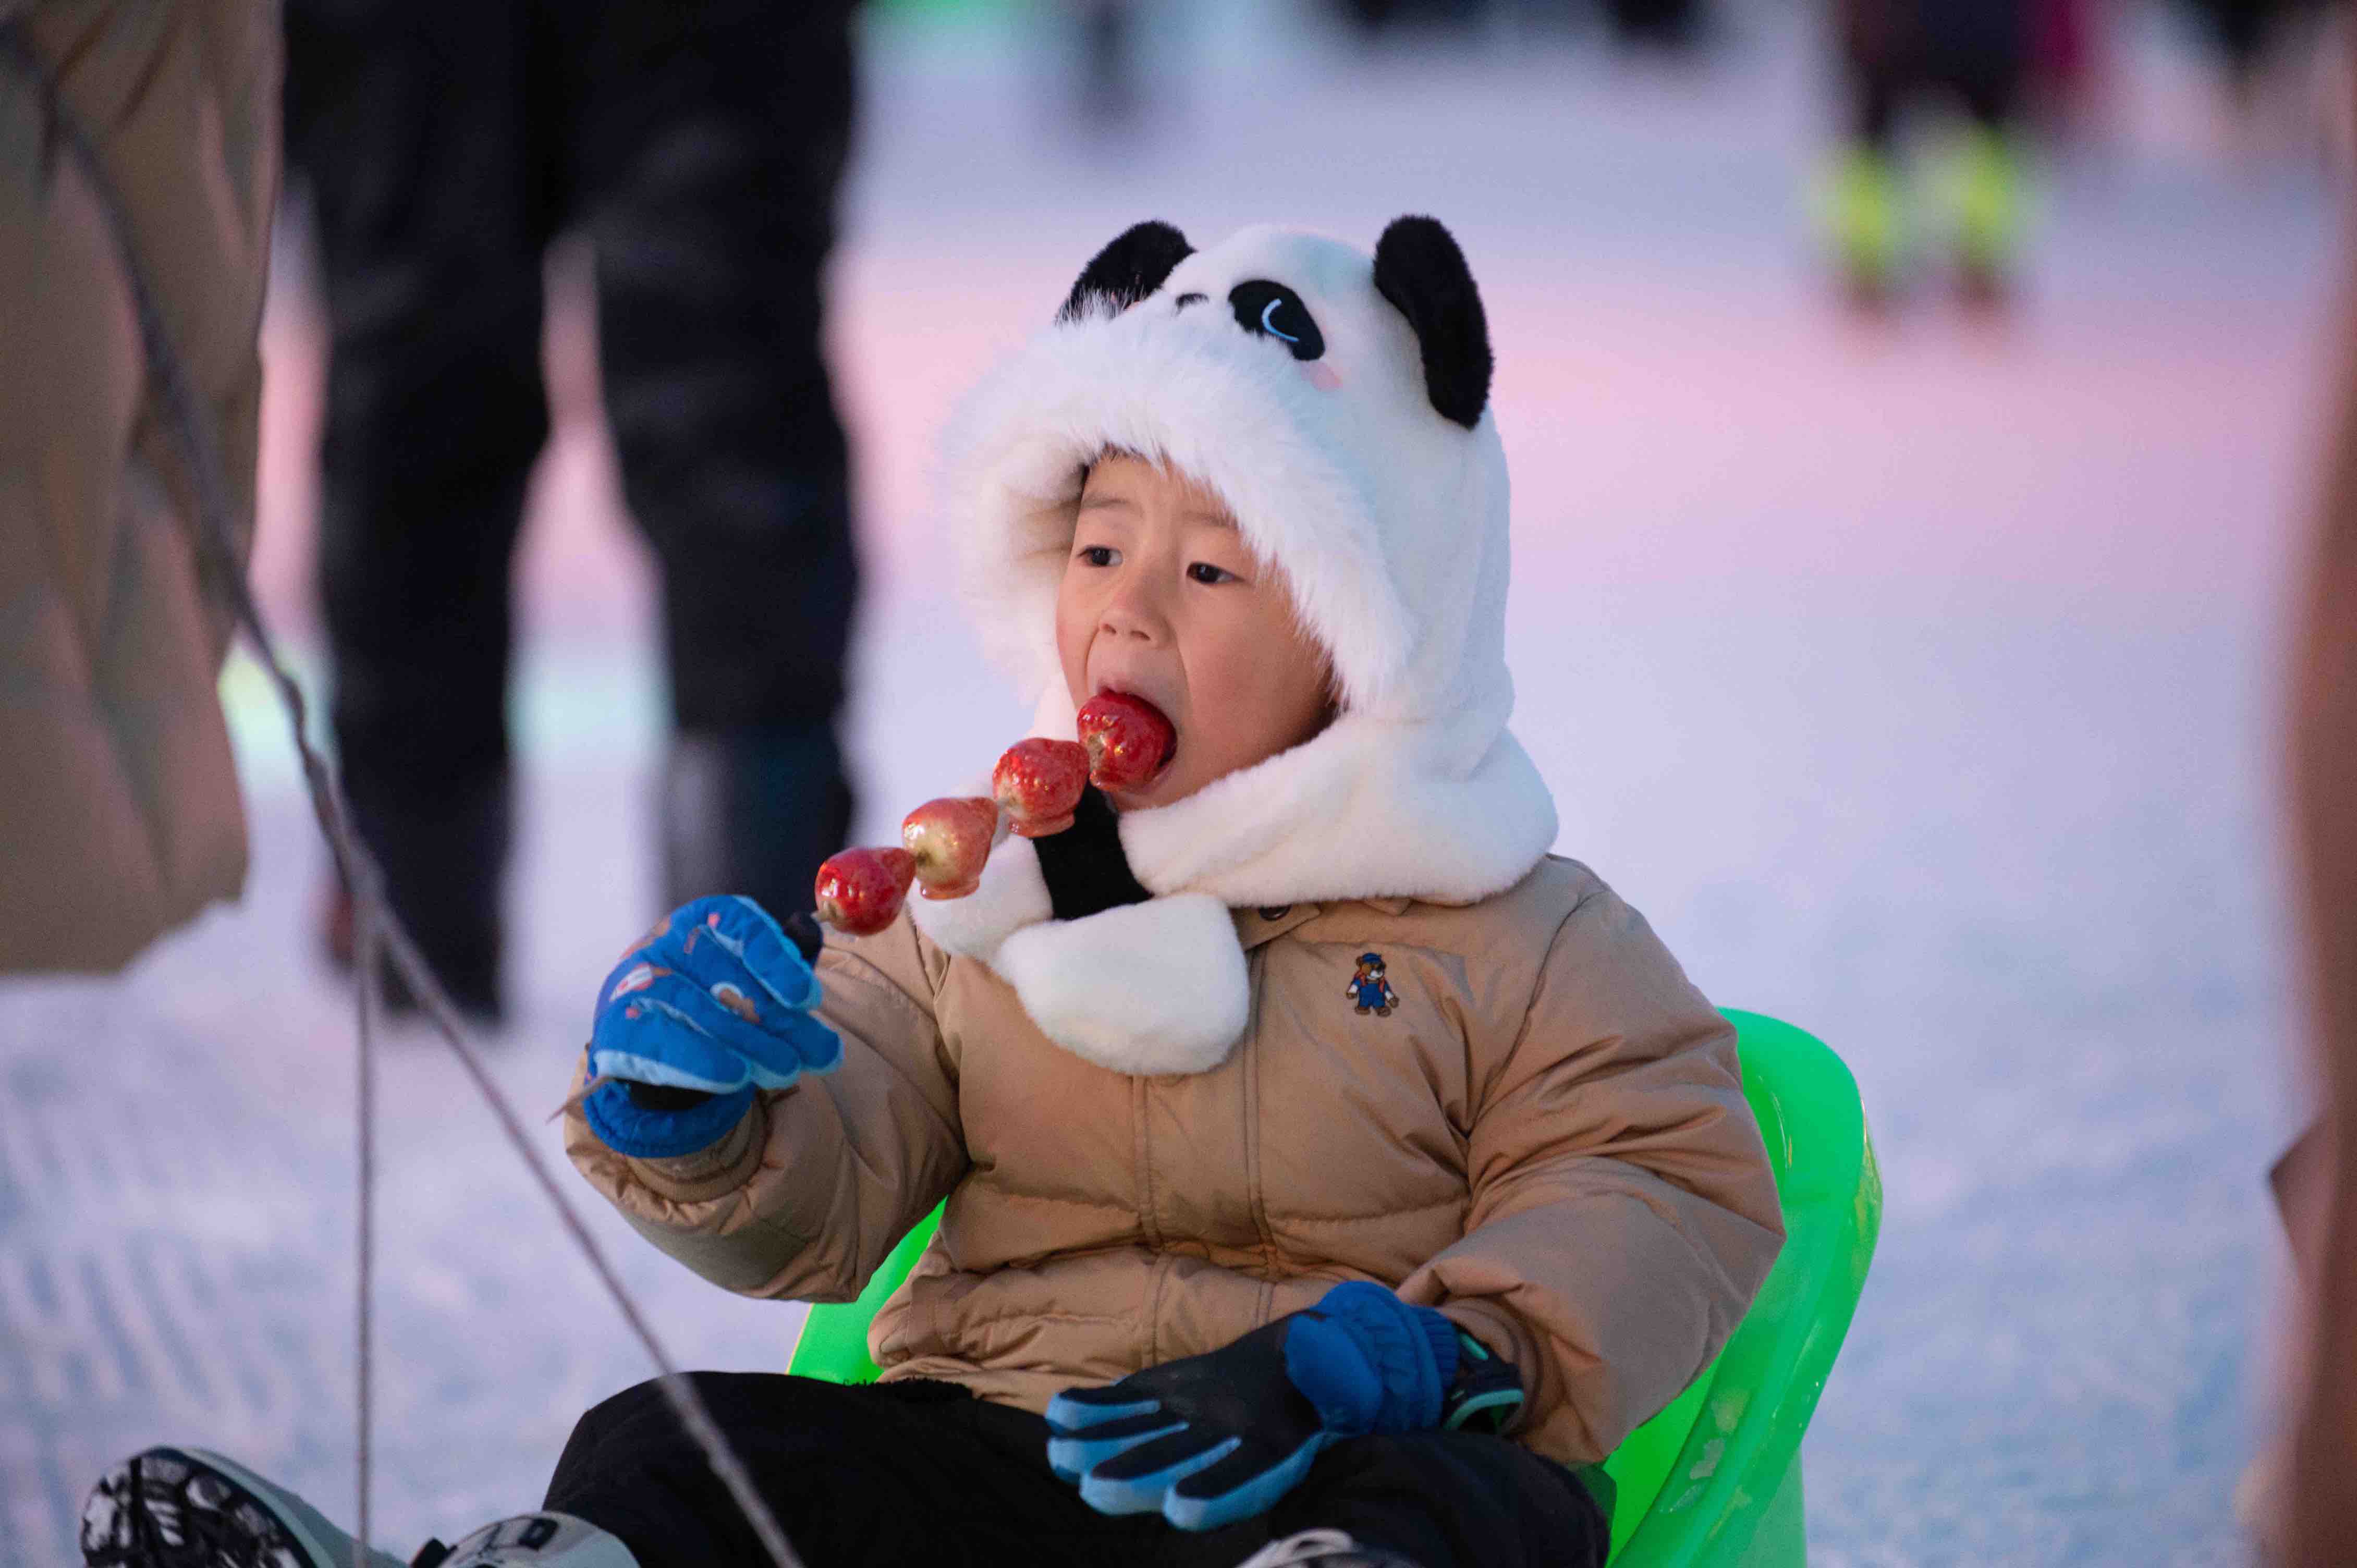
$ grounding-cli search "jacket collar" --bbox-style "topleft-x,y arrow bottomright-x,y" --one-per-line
1234,903 -> 1322,950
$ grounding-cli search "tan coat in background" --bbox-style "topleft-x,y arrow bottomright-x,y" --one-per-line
0,0 -> 278,972
568,858 -> 1785,1468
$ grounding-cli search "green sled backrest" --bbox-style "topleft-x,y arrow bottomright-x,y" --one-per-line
1597,1010 -> 1882,1565
786,1009 -> 1882,1567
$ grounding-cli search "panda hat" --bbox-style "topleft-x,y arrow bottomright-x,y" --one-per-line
907,217 -> 1557,1076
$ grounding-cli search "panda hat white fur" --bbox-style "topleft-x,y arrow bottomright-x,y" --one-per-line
906,217 -> 1558,1076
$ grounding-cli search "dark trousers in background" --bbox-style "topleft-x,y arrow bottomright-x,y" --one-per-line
285,0 -> 861,1013
546,1375 -> 1609,1568
1839,0 -> 2029,142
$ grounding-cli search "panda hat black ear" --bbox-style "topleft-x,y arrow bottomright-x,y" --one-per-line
1372,216 -> 1492,429
1058,220 -> 1194,323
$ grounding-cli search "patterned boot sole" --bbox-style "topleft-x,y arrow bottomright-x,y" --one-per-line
82,1448 -> 335,1568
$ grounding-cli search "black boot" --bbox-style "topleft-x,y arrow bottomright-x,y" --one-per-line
83,1448 -> 411,1568
324,771 -> 510,1024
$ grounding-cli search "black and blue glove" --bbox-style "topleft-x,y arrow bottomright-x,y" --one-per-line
1045,1281 -> 1524,1532
582,895 -> 842,1159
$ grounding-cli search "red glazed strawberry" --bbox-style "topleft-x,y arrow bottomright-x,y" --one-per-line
993,738 -> 1091,838
1077,690 -> 1177,792
813,847 -> 916,936
902,796 -> 1000,900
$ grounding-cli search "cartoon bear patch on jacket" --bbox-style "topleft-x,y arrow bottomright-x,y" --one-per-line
1348,952 -> 1400,1016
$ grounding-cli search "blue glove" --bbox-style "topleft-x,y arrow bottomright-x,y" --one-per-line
1046,1282 -> 1518,1532
582,895 -> 842,1158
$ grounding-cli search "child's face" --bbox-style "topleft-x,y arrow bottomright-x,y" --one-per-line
1055,455 -> 1336,810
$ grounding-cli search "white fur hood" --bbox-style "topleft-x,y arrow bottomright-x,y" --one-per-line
910,218 -> 1557,1076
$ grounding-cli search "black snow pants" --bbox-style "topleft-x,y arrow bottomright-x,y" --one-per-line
545,1375 -> 1609,1568
1838,0 -> 2029,144
285,0 -> 860,998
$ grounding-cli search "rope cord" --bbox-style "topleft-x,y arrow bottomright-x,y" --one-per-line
0,27 -> 808,1568
355,895 -> 379,1568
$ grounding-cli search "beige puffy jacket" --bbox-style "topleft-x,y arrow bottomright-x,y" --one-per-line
0,0 -> 276,972
566,855 -> 1784,1468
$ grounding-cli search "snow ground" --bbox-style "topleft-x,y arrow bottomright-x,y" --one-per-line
0,3 -> 2339,1563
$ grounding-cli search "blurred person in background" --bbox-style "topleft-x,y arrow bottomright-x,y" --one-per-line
2183,0 -> 2305,112
2026,0 -> 2103,133
1332,0 -> 1486,36
1070,0 -> 1140,124
1825,0 -> 2031,309
1333,0 -> 1711,52
0,0 -> 278,975
283,0 -> 864,1024
2179,0 -> 2354,164
1599,0 -> 1707,52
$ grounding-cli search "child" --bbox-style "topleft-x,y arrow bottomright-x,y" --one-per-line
83,218 -> 1783,1568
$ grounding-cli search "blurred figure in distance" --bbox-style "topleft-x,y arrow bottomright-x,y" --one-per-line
2025,0 -> 2105,137
1603,0 -> 1708,52
2182,0 -> 2301,116
284,0 -> 863,1023
1825,0 -> 2032,311
1070,0 -> 1140,125
1332,0 -> 1486,36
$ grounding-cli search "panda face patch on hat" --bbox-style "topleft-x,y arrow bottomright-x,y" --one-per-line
1061,215 -> 1492,433
1225,280 -> 1325,361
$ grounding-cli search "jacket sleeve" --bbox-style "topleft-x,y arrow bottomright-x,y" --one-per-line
563,911 -> 970,1303
1396,883 -> 1786,1464
0,0 -> 274,974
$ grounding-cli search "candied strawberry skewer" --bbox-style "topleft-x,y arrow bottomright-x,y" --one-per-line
994,739 -> 1091,838
1076,691 -> 1177,792
813,794 -> 1006,934
902,797 -> 1003,900
815,695 -> 1176,934
814,847 -> 916,938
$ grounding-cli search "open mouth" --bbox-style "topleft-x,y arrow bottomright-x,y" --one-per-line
1079,688 -> 1178,790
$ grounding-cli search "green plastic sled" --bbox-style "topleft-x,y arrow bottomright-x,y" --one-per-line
786,1009 -> 1881,1566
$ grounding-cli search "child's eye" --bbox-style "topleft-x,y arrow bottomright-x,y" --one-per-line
1077,545 -> 1118,567
1186,561 -> 1238,586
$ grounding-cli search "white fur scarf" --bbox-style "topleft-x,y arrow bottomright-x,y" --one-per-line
906,693 -> 1554,1077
